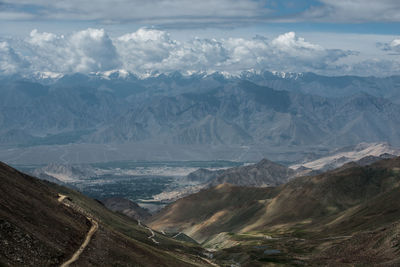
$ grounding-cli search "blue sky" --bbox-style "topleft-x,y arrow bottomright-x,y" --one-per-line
0,0 -> 399,76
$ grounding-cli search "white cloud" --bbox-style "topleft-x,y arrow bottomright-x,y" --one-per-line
392,39 -> 400,47
1,28 -> 399,77
115,29 -> 352,74
271,32 -> 322,52
24,28 -> 120,73
116,29 -> 178,71
69,28 -> 120,72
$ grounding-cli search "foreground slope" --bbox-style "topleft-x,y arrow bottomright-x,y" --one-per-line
149,157 -> 400,265
0,162 -> 88,266
0,161 -> 214,266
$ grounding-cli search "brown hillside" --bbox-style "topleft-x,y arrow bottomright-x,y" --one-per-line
0,161 -> 215,266
243,158 -> 400,232
149,157 -> 400,265
148,184 -> 279,242
0,162 -> 88,266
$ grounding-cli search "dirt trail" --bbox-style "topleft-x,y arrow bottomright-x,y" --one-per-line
57,194 -> 67,203
58,194 -> 99,267
138,220 -> 159,244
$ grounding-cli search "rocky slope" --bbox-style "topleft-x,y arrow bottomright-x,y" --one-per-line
208,158 -> 295,187
87,81 -> 400,149
0,161 -> 215,266
186,158 -> 295,187
154,158 -> 294,203
2,73 -> 400,153
186,159 -> 296,187
148,184 -> 277,242
0,162 -> 88,266
148,157 -> 400,266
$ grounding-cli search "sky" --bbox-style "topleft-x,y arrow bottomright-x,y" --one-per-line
0,0 -> 399,77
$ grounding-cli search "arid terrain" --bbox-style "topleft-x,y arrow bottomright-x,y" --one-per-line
149,157 -> 400,266
0,161 -> 217,266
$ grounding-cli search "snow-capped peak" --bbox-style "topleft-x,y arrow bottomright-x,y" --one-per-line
271,71 -> 303,80
32,71 -> 64,80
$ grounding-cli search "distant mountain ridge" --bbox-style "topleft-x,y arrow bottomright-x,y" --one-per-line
84,81 -> 400,148
1,72 -> 400,158
22,69 -> 400,103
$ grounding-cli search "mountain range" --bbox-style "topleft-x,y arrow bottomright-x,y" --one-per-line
1,71 -> 400,163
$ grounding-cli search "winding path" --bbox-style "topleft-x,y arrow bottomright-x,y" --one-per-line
58,194 -> 99,267
138,220 -> 159,244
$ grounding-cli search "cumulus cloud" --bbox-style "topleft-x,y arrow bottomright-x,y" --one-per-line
23,28 -> 120,73
2,28 -> 399,77
68,29 -> 120,72
116,29 -> 178,71
116,30 -> 231,72
267,32 -> 354,70
115,29 -> 352,74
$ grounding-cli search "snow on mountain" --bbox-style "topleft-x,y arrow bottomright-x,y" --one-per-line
271,70 -> 303,79
30,71 -> 64,81
290,142 -> 400,171
94,69 -> 131,80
